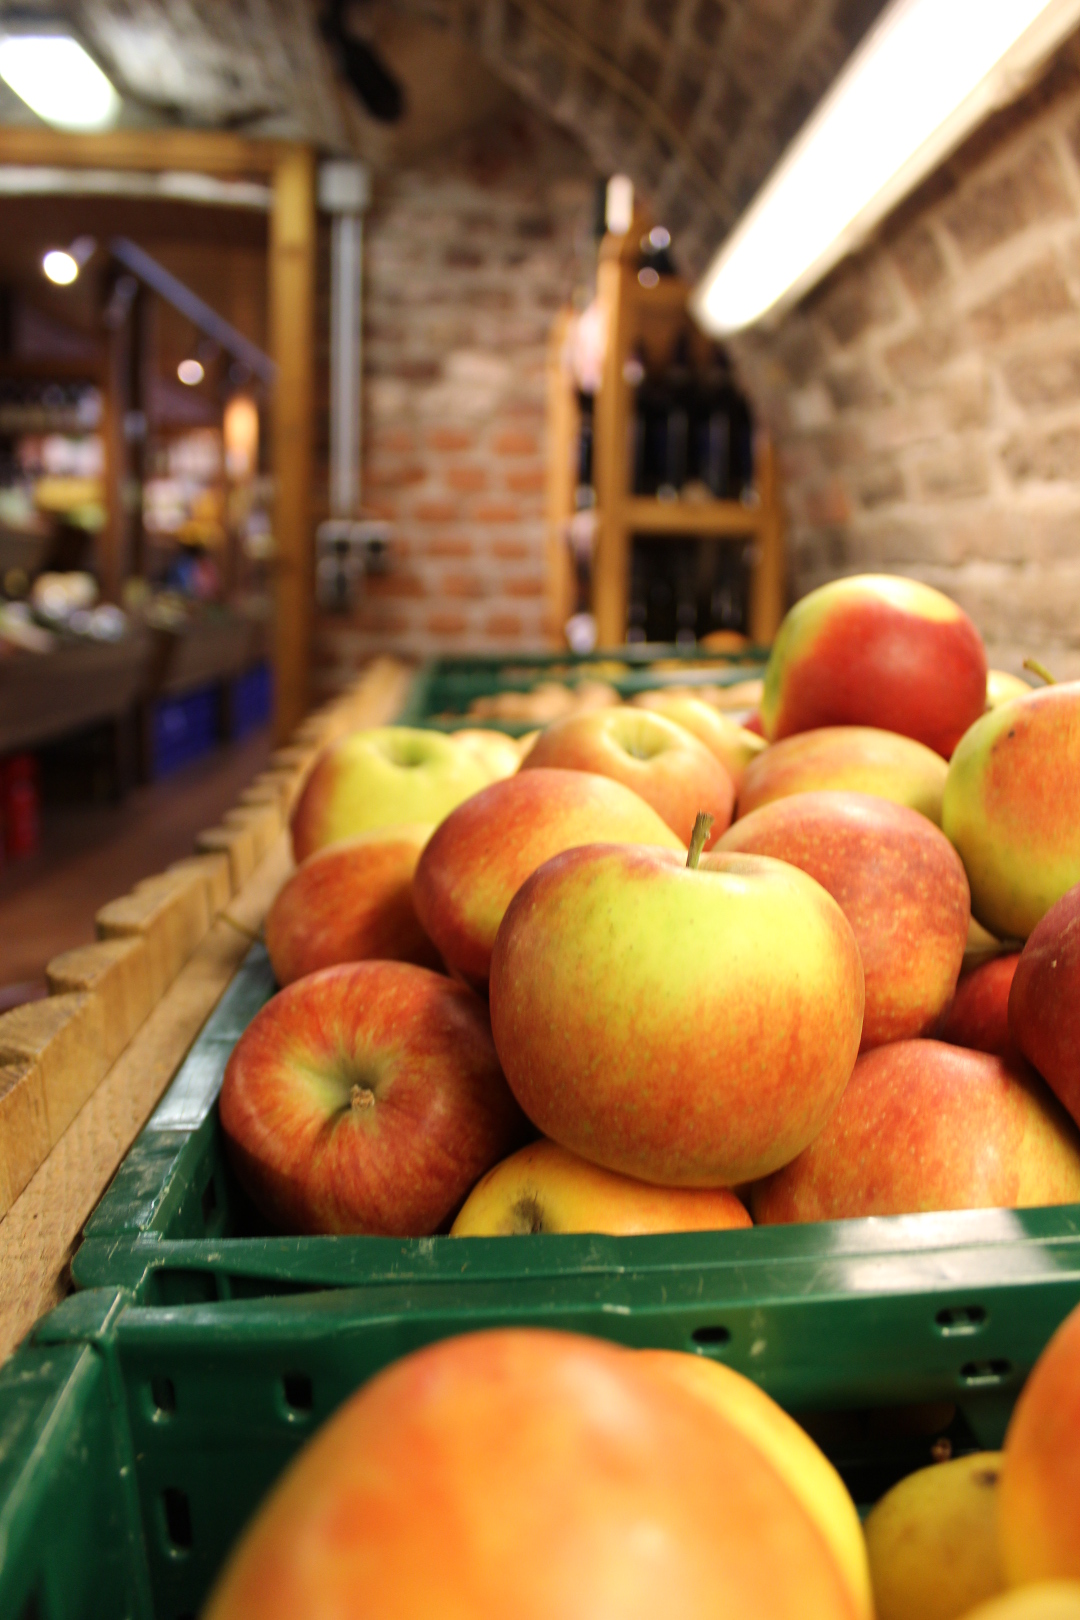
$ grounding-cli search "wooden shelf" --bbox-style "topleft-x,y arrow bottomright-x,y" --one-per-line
622,496 -> 760,537
631,276 -> 691,310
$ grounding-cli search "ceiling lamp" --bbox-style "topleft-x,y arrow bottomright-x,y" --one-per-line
178,359 -> 205,387
692,0 -> 1080,334
42,249 -> 78,286
0,29 -> 120,131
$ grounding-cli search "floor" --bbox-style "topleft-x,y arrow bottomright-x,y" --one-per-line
0,727 -> 272,1001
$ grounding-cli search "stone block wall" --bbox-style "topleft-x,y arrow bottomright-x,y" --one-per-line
733,40 -> 1080,679
313,109 -> 596,693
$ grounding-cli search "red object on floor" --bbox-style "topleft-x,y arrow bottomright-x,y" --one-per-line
4,754 -> 41,861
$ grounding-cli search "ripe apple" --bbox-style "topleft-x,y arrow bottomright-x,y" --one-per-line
987,670 -> 1033,709
960,1588 -> 1080,1620
203,1329 -> 860,1620
863,1453 -> 1006,1620
717,791 -> 970,1051
290,727 -> 490,862
935,953 -> 1022,1061
737,725 -> 948,825
1009,882 -> 1080,1127
218,961 -> 526,1236
999,1298 -> 1080,1583
761,574 -> 987,758
942,683 -> 1080,938
631,691 -> 767,787
451,1139 -> 750,1236
639,1351 -> 871,1620
413,768 -> 683,990
265,824 -> 441,986
489,843 -> 864,1187
753,1040 -> 1080,1224
519,708 -> 735,847
451,727 -> 521,780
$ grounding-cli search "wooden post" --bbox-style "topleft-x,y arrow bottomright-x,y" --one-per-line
591,235 -> 637,649
544,310 -> 577,644
269,147 -> 316,742
749,434 -> 786,645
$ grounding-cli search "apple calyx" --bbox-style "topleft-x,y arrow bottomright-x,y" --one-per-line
1023,657 -> 1057,686
686,812 -> 715,870
350,1083 -> 376,1111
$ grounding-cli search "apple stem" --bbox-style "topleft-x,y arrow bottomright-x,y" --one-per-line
350,1084 -> 376,1111
1023,657 -> 1057,686
686,812 -> 714,869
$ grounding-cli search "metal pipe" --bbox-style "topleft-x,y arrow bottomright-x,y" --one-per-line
329,210 -> 363,517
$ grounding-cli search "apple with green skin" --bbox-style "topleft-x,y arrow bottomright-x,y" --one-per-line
986,670 -> 1033,709
999,1299 -> 1080,1583
265,824 -> 441,986
451,1139 -> 750,1236
290,727 -> 491,862
218,961 -> 527,1235
935,953 -> 1022,1061
413,769 -> 682,991
204,1329 -> 860,1620
519,708 -> 735,847
752,1040 -> 1080,1224
761,574 -> 987,758
737,726 -> 948,825
717,791 -> 970,1051
1009,882 -> 1080,1127
489,837 -> 864,1187
942,682 -> 1080,939
631,691 -> 767,788
451,728 -> 521,780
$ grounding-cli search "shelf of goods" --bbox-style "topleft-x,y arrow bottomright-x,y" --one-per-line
1,650 -> 1078,1620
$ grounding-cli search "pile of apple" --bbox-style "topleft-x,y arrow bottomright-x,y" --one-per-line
219,573 -> 1080,1241
204,1289 -> 1080,1618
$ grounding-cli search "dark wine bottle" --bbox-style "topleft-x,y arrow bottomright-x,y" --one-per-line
660,332 -> 693,500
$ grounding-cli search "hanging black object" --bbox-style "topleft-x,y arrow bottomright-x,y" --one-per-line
321,2 -> 406,124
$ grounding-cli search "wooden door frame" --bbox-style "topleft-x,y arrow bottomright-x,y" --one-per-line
0,127 -> 316,740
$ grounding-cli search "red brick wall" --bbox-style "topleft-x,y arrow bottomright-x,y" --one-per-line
732,38 -> 1080,681
314,111 -> 596,693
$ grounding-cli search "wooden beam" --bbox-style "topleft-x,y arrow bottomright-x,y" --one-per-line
0,127 -> 288,176
544,310 -> 576,645
269,147 -> 316,742
749,435 -> 786,645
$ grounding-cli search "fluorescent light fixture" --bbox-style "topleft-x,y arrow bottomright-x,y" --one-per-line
692,0 -> 1080,334
0,32 -> 120,131
178,359 -> 205,387
42,249 -> 79,285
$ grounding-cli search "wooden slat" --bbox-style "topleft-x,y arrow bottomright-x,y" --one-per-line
46,939 -> 154,1068
223,802 -> 282,862
621,496 -> 760,536
96,871 -> 212,1003
0,127 -> 290,175
0,1063 -> 48,1218
166,853 -> 234,916
0,995 -> 107,1155
195,823 -> 258,892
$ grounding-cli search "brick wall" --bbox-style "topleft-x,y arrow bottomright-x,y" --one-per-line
732,39 -> 1080,680
313,109 -> 596,692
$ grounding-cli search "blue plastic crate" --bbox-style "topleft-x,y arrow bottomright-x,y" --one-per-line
228,662 -> 273,740
150,685 -> 220,778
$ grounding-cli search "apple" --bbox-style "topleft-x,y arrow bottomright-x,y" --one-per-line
451,727 -> 522,780
752,1040 -> 1080,1224
960,1588 -> 1080,1620
639,1351 -> 872,1620
717,791 -> 970,1051
451,1139 -> 750,1236
942,683 -> 1080,938
631,691 -> 767,787
737,725 -> 948,825
862,1453 -> 1006,1620
290,727 -> 491,863
987,670 -> 1034,709
761,574 -> 987,758
1009,882 -> 1080,1127
935,953 -> 1022,1061
265,824 -> 441,986
413,768 -> 683,990
489,842 -> 864,1187
204,1329 -> 860,1620
218,961 -> 527,1236
999,1298 -> 1080,1583
519,708 -> 735,847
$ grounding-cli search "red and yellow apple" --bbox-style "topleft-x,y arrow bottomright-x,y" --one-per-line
290,727 -> 490,862
204,1329 -> 860,1620
718,791 -> 970,1050
761,574 -> 987,758
1009,882 -> 1080,1127
519,708 -> 735,847
452,727 -> 522,780
451,1139 -> 750,1236
218,961 -> 526,1236
987,670 -> 1033,709
737,726 -> 948,825
935,953 -> 1022,1061
489,844 -> 864,1187
631,691 -> 767,787
413,768 -> 683,990
753,1040 -> 1080,1224
862,1453 -> 1006,1620
999,1299 -> 1080,1583
265,824 -> 440,986
942,683 -> 1080,938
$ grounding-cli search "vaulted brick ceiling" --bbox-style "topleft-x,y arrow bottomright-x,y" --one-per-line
9,0 -> 892,275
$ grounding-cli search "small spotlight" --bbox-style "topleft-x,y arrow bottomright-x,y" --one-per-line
42,250 -> 78,286
648,226 -> 671,249
177,359 -> 205,387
